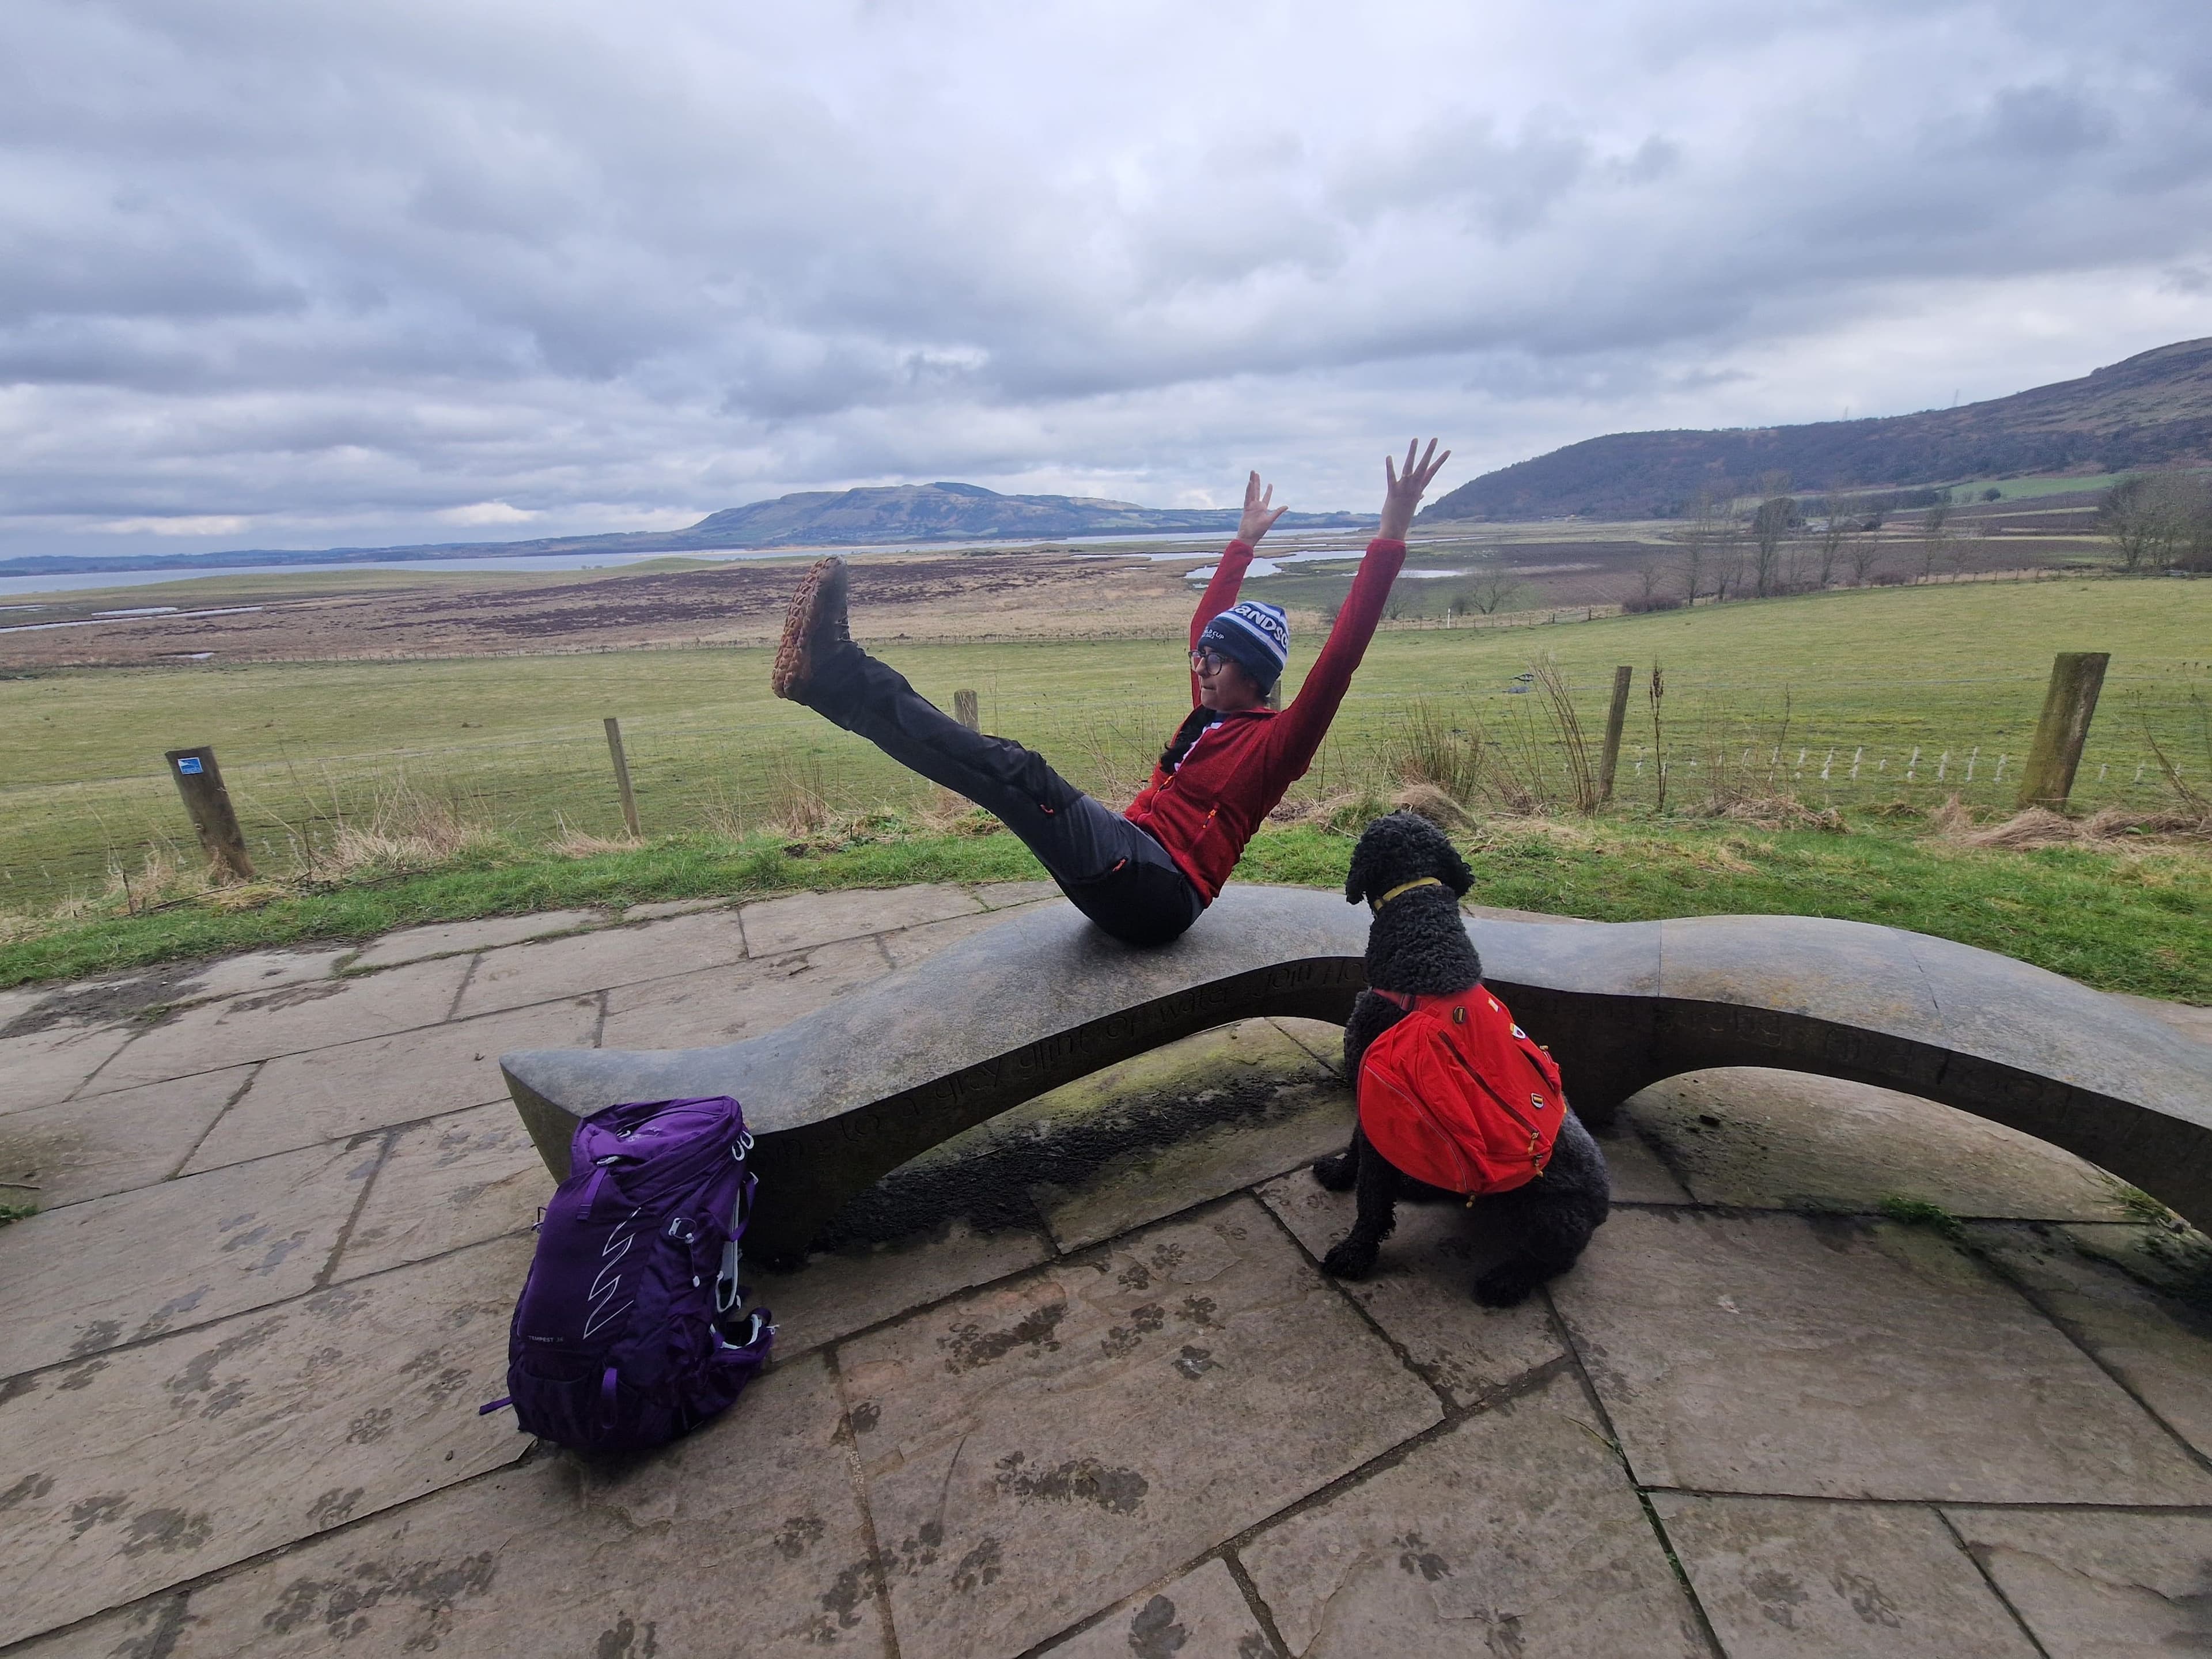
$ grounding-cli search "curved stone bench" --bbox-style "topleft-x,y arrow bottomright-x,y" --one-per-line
500,886 -> 2212,1258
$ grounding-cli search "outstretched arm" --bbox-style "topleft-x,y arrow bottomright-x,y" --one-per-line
1188,471 -> 1290,696
1272,440 -> 1451,760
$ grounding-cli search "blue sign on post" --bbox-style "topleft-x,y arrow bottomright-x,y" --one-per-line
176,756 -> 204,775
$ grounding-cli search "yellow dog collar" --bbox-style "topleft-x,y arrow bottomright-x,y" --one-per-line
1370,876 -> 1447,912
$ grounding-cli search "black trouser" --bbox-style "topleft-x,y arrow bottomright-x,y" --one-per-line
801,646 -> 1205,947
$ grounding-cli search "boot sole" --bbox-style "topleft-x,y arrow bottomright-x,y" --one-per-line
771,557 -> 845,699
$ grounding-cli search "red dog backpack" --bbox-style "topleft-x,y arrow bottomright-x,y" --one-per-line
1357,986 -> 1565,1196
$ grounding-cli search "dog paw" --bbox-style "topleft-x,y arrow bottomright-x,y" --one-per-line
1472,1262 -> 1546,1308
1311,1153 -> 1356,1192
1321,1238 -> 1378,1279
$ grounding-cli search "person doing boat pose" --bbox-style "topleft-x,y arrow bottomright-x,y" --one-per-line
771,440 -> 1450,946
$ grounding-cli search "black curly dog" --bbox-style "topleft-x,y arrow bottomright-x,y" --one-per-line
1313,811 -> 1611,1306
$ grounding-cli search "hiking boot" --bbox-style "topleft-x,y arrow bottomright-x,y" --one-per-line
771,556 -> 852,700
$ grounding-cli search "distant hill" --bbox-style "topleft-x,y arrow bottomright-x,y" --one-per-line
0,483 -> 1368,578
687,482 -> 1364,546
1422,336 -> 2212,522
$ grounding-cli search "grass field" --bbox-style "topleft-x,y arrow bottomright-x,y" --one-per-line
3,575 -> 2207,911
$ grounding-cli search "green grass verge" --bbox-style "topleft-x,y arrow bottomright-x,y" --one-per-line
5,815 -> 2205,1003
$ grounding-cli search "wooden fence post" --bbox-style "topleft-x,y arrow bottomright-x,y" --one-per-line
954,690 -> 980,730
1597,665 -> 1634,805
604,717 -> 642,837
2016,652 -> 2109,811
164,745 -> 255,881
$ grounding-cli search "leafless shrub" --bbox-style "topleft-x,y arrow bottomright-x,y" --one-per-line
1690,690 -> 1794,813
762,749 -> 834,835
1529,658 -> 1601,814
1384,699 -> 1487,803
2140,688 -> 2210,817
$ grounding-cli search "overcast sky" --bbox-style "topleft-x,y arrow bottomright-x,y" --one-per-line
4,0 -> 2211,559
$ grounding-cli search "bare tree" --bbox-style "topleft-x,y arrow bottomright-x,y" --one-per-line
1918,497 -> 1952,581
1463,559 -> 1524,615
2101,474 -> 2212,573
1846,525 -> 1883,586
1708,506 -> 1747,601
1749,495 -> 1795,596
1815,494 -> 1849,588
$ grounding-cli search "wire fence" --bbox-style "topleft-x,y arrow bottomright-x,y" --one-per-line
5,663 -> 2206,914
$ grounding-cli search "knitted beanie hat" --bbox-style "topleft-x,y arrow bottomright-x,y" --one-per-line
1198,601 -> 1290,691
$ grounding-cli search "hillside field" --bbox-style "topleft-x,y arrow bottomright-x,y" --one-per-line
2,576 -> 2206,911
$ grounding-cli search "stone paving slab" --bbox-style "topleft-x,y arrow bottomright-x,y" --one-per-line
1042,1558 -> 1269,1658
975,880 -> 1060,909
1241,1369 -> 1707,1657
1649,1493 -> 2037,1657
620,896 -> 730,920
167,947 -> 354,1005
185,996 -> 600,1171
0,1021 -> 135,1113
1549,1208 -> 2212,1503
335,1102 -> 552,1281
757,1219 -> 1055,1361
0,1065 -> 249,1211
0,1235 -> 532,1647
1942,1507 -> 2212,1657
839,1200 -> 1441,1659
1257,1173 -> 1567,1408
453,907 -> 751,1018
2,950 -> 352,1044
12,1355 -> 881,1658
1966,1220 -> 2212,1462
880,904 -> 1050,969
85,956 -> 475,1096
0,1139 -> 380,1377
346,909 -> 607,971
740,882 -> 985,956
599,935 -> 890,1050
1627,1067 -> 2136,1221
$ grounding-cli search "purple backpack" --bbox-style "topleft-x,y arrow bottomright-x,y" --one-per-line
483,1095 -> 775,1451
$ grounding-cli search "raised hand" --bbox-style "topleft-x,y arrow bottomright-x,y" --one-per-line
1377,439 -> 1450,541
1236,470 -> 1289,547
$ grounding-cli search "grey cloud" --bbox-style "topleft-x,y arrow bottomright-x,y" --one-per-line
1,0 -> 2210,558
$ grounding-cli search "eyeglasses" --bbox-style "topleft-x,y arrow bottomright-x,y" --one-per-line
1190,648 -> 1230,675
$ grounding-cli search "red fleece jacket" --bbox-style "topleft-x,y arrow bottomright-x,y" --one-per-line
1124,536 -> 1406,902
